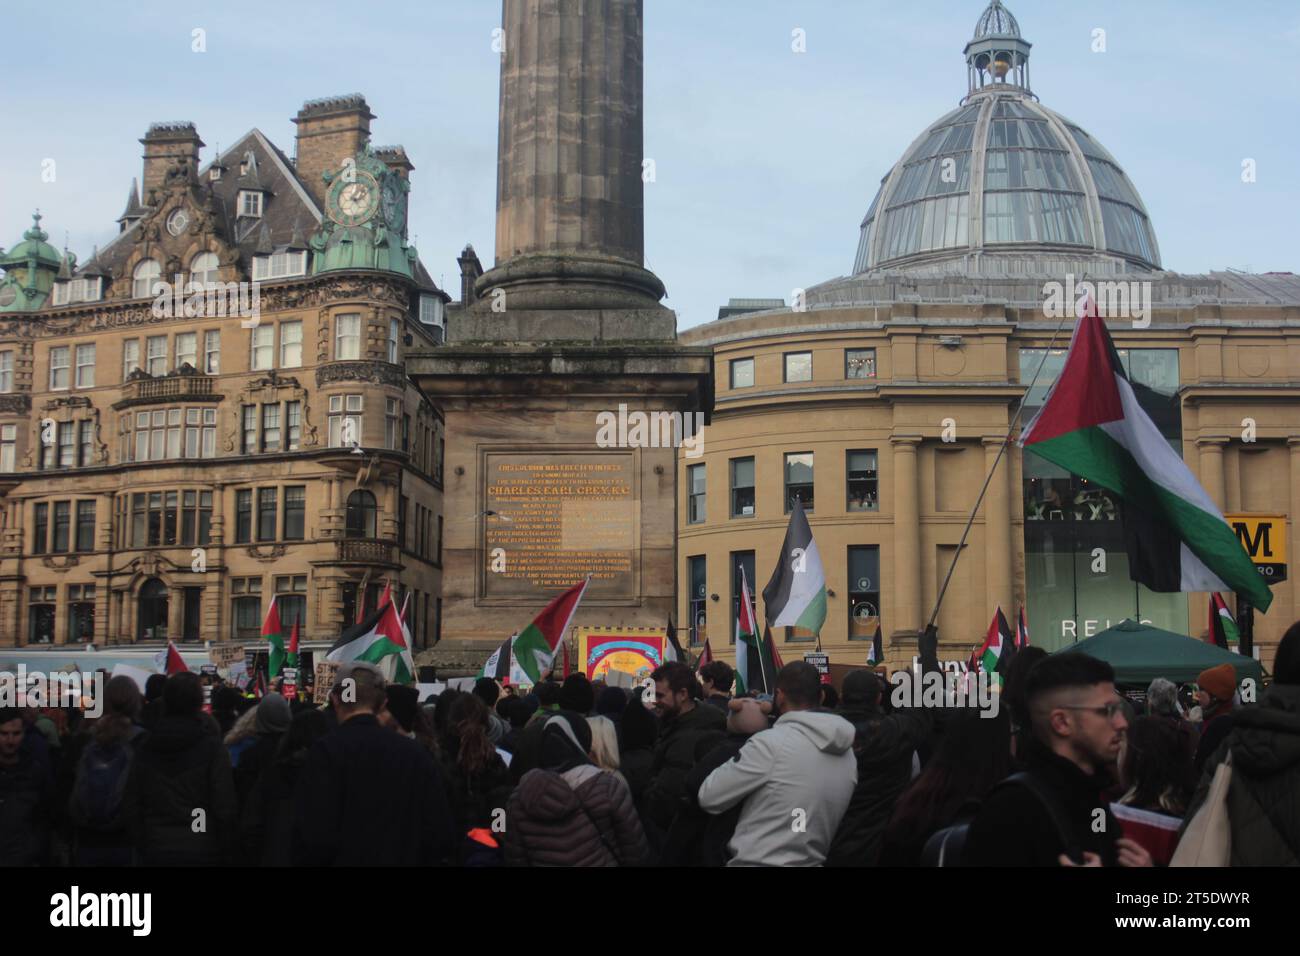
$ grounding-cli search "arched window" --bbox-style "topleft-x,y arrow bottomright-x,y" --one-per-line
345,490 -> 377,539
133,259 -> 161,299
138,578 -> 169,640
189,252 -> 220,288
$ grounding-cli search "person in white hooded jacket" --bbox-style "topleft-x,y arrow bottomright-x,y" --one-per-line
697,662 -> 857,866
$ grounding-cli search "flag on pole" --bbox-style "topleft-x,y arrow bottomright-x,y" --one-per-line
1016,607 -> 1031,649
762,623 -> 784,674
867,622 -> 884,666
734,566 -> 760,695
664,617 -> 685,664
513,579 -> 589,683
1020,294 -> 1272,612
399,591 -> 411,624
695,639 -> 714,673
261,597 -> 286,678
762,499 -> 828,636
976,607 -> 1014,676
479,634 -> 514,681
1208,593 -> 1239,649
326,599 -> 413,683
378,582 -> 417,685
153,641 -> 189,675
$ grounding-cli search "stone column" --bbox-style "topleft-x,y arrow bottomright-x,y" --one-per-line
983,436 -> 1013,621
892,437 -> 922,637
209,482 -> 225,546
478,0 -> 666,310
1197,437 -> 1228,510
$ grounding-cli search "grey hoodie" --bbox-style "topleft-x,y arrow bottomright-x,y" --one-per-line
698,709 -> 857,866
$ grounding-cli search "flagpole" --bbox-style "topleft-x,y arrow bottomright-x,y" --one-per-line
925,283 -> 1085,633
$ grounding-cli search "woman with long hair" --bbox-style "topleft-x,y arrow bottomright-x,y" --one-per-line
243,707 -> 331,866
1119,716 -> 1194,817
879,707 -> 1012,866
588,715 -> 623,781
439,694 -> 513,865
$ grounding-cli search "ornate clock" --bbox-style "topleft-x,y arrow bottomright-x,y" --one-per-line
327,170 -> 380,226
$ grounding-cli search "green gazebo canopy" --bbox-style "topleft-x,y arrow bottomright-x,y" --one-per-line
1052,619 -> 1264,686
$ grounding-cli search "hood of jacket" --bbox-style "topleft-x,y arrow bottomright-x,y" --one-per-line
1231,684 -> 1300,777
775,709 -> 855,755
515,767 -> 583,824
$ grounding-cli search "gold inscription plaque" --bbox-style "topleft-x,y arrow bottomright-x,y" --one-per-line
482,452 -> 637,602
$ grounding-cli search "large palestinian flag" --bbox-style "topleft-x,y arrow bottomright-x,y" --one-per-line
1020,296 -> 1272,612
326,600 -> 413,684
762,498 -> 827,636
976,607 -> 1014,676
513,579 -> 589,684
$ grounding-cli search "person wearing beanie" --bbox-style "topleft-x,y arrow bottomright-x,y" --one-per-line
233,692 -> 292,819
503,713 -> 649,866
385,685 -> 439,756
1192,663 -> 1239,777
558,674 -> 596,716
1182,622 -> 1300,864
617,694 -> 658,818
596,687 -> 627,725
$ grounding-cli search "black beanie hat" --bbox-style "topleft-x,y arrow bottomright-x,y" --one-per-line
558,673 -> 595,714
385,685 -> 420,733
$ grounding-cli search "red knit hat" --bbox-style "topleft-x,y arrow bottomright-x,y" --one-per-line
1197,663 -> 1237,703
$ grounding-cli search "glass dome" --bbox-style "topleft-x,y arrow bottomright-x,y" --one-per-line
853,3 -> 1160,275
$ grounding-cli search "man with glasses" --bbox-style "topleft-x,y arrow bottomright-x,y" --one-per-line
962,653 -> 1152,867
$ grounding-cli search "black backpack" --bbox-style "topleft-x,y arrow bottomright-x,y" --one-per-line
70,739 -> 135,830
920,772 -> 1076,867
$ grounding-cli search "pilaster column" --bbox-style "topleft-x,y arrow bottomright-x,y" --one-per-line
1290,439 -> 1300,627
983,436 -> 1013,620
891,436 -> 922,637
1197,437 -> 1228,511
209,482 -> 225,546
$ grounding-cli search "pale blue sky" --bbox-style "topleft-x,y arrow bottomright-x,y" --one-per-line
3,1 -> 1298,329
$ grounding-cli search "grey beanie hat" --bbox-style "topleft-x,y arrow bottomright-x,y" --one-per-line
256,691 -> 292,734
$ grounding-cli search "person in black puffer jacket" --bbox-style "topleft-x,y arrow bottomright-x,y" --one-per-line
826,669 -> 933,866
618,693 -> 658,818
243,708 -> 331,866
643,662 -> 726,849
121,672 -> 238,866
439,694 -> 514,865
1183,622 -> 1300,865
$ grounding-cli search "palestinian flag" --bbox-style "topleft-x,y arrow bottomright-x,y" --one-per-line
1020,295 -> 1272,612
867,622 -> 884,666
513,579 -> 589,684
762,499 -> 827,636
734,566 -> 761,695
1208,593 -> 1239,649
695,639 -> 714,673
262,597 -> 286,678
1016,607 -> 1031,649
379,582 -> 417,685
479,634 -> 514,681
977,607 -> 1014,675
764,624 -> 784,672
153,641 -> 189,675
326,600 -> 413,684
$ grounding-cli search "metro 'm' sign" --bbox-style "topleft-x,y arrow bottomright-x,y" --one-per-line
1225,513 -> 1288,584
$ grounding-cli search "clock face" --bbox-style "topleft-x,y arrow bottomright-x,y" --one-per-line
382,177 -> 406,232
166,208 -> 190,237
329,171 -> 379,226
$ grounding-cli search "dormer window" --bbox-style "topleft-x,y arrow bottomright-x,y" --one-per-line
251,250 -> 307,281
239,191 -> 263,218
209,166 -> 222,182
53,277 -> 100,307
133,259 -> 161,299
419,295 -> 445,328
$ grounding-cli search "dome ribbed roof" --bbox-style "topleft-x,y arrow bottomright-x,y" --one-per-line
853,4 -> 1160,276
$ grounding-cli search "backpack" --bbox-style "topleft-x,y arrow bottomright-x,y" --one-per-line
70,739 -> 135,830
921,771 -> 1076,867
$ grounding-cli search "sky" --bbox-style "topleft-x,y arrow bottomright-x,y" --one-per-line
2,0 -> 1298,330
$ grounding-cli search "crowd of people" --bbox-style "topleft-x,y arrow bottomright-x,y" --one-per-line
2,620 -> 1298,867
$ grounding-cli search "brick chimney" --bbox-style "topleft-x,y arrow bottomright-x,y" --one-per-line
140,122 -> 204,202
457,244 -> 483,306
373,145 -> 414,181
292,94 -> 376,208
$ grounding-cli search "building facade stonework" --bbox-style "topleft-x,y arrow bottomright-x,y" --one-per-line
0,96 -> 453,649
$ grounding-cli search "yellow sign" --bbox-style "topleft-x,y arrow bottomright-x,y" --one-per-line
576,627 -> 667,684
1225,513 -> 1287,584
